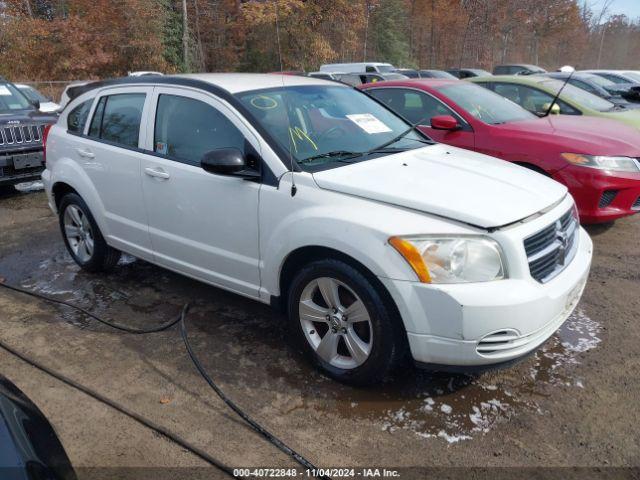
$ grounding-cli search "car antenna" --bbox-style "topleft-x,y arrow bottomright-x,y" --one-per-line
544,65 -> 575,117
275,0 -> 297,197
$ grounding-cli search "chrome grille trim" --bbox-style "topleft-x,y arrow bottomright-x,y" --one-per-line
633,197 -> 640,211
524,207 -> 579,283
0,124 -> 44,147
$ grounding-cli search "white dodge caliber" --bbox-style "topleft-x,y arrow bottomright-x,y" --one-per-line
42,74 -> 592,385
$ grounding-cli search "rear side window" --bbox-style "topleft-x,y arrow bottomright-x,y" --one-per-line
153,94 -> 246,166
88,93 -> 146,148
67,99 -> 93,133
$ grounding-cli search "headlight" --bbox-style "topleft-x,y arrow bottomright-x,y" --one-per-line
562,153 -> 640,173
389,236 -> 506,284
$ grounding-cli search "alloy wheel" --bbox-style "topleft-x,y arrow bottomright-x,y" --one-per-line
298,277 -> 373,370
63,204 -> 94,263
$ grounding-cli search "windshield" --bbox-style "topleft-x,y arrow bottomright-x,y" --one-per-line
425,70 -> 457,79
236,85 -> 428,171
383,73 -> 409,80
538,79 -> 615,111
0,83 -> 33,112
377,65 -> 395,73
437,82 -> 536,124
622,72 -> 640,83
18,85 -> 48,102
586,75 -> 615,88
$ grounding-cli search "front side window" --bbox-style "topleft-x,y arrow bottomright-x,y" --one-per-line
67,99 -> 93,133
236,85 -> 429,171
368,88 -> 455,125
437,83 -> 536,124
88,93 -> 145,148
154,94 -> 246,166
0,82 -> 32,112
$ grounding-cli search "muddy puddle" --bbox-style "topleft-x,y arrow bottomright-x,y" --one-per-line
17,252 -> 602,444
282,307 -> 602,444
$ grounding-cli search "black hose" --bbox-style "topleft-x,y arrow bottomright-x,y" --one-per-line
0,337 -> 237,478
180,304 -> 329,479
0,281 -> 329,478
0,282 -> 181,334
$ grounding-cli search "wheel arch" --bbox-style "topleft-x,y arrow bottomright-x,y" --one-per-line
277,246 -> 403,326
52,181 -> 79,209
277,245 -> 410,366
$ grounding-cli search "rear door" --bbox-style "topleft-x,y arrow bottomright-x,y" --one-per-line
75,86 -> 154,260
139,86 -> 261,298
367,87 -> 475,149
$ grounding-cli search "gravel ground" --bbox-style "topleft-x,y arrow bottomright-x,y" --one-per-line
0,187 -> 638,480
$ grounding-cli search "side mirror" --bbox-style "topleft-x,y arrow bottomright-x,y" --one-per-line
430,115 -> 460,131
542,102 -> 561,115
30,99 -> 40,110
201,148 -> 260,179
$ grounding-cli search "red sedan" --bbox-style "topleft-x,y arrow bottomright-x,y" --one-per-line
360,79 -> 640,223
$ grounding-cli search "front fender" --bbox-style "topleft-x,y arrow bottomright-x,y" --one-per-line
259,175 -> 474,298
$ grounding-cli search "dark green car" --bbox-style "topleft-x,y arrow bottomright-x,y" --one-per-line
470,75 -> 640,131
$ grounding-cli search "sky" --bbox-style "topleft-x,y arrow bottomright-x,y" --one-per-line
583,0 -> 640,21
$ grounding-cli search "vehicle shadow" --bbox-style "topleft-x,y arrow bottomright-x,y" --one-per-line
583,221 -> 615,236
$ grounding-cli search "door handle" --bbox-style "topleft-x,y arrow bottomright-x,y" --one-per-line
76,148 -> 95,159
144,167 -> 170,180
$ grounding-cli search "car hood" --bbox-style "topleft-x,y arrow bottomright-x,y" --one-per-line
0,109 -> 58,126
597,108 -> 640,128
312,144 -> 567,229
494,116 -> 640,156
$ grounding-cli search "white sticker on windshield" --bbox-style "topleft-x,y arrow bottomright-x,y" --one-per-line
0,86 -> 12,96
346,113 -> 392,134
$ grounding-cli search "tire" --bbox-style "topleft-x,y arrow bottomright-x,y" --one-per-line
0,185 -> 18,196
58,193 -> 121,272
287,258 -> 405,386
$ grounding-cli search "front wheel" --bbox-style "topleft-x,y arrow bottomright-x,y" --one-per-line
287,259 -> 405,386
59,193 -> 121,272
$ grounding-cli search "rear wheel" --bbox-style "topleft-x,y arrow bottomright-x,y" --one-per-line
59,193 -> 120,272
287,259 -> 405,385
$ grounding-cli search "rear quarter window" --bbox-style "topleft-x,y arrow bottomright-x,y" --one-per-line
67,99 -> 93,133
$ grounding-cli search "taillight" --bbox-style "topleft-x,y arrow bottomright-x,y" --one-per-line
42,124 -> 53,165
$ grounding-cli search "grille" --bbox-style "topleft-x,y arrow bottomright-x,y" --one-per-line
0,124 -> 43,146
524,207 -> 579,283
599,190 -> 618,208
633,197 -> 640,211
477,329 -> 521,356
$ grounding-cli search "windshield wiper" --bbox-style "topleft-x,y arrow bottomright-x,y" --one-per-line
366,124 -> 432,154
299,150 -> 364,164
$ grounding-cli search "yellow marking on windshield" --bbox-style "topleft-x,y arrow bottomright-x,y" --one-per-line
250,95 -> 279,110
289,126 -> 318,152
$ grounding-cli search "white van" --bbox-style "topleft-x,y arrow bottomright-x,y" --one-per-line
320,62 -> 396,74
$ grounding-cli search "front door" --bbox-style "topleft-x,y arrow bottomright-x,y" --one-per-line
140,87 -> 261,298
